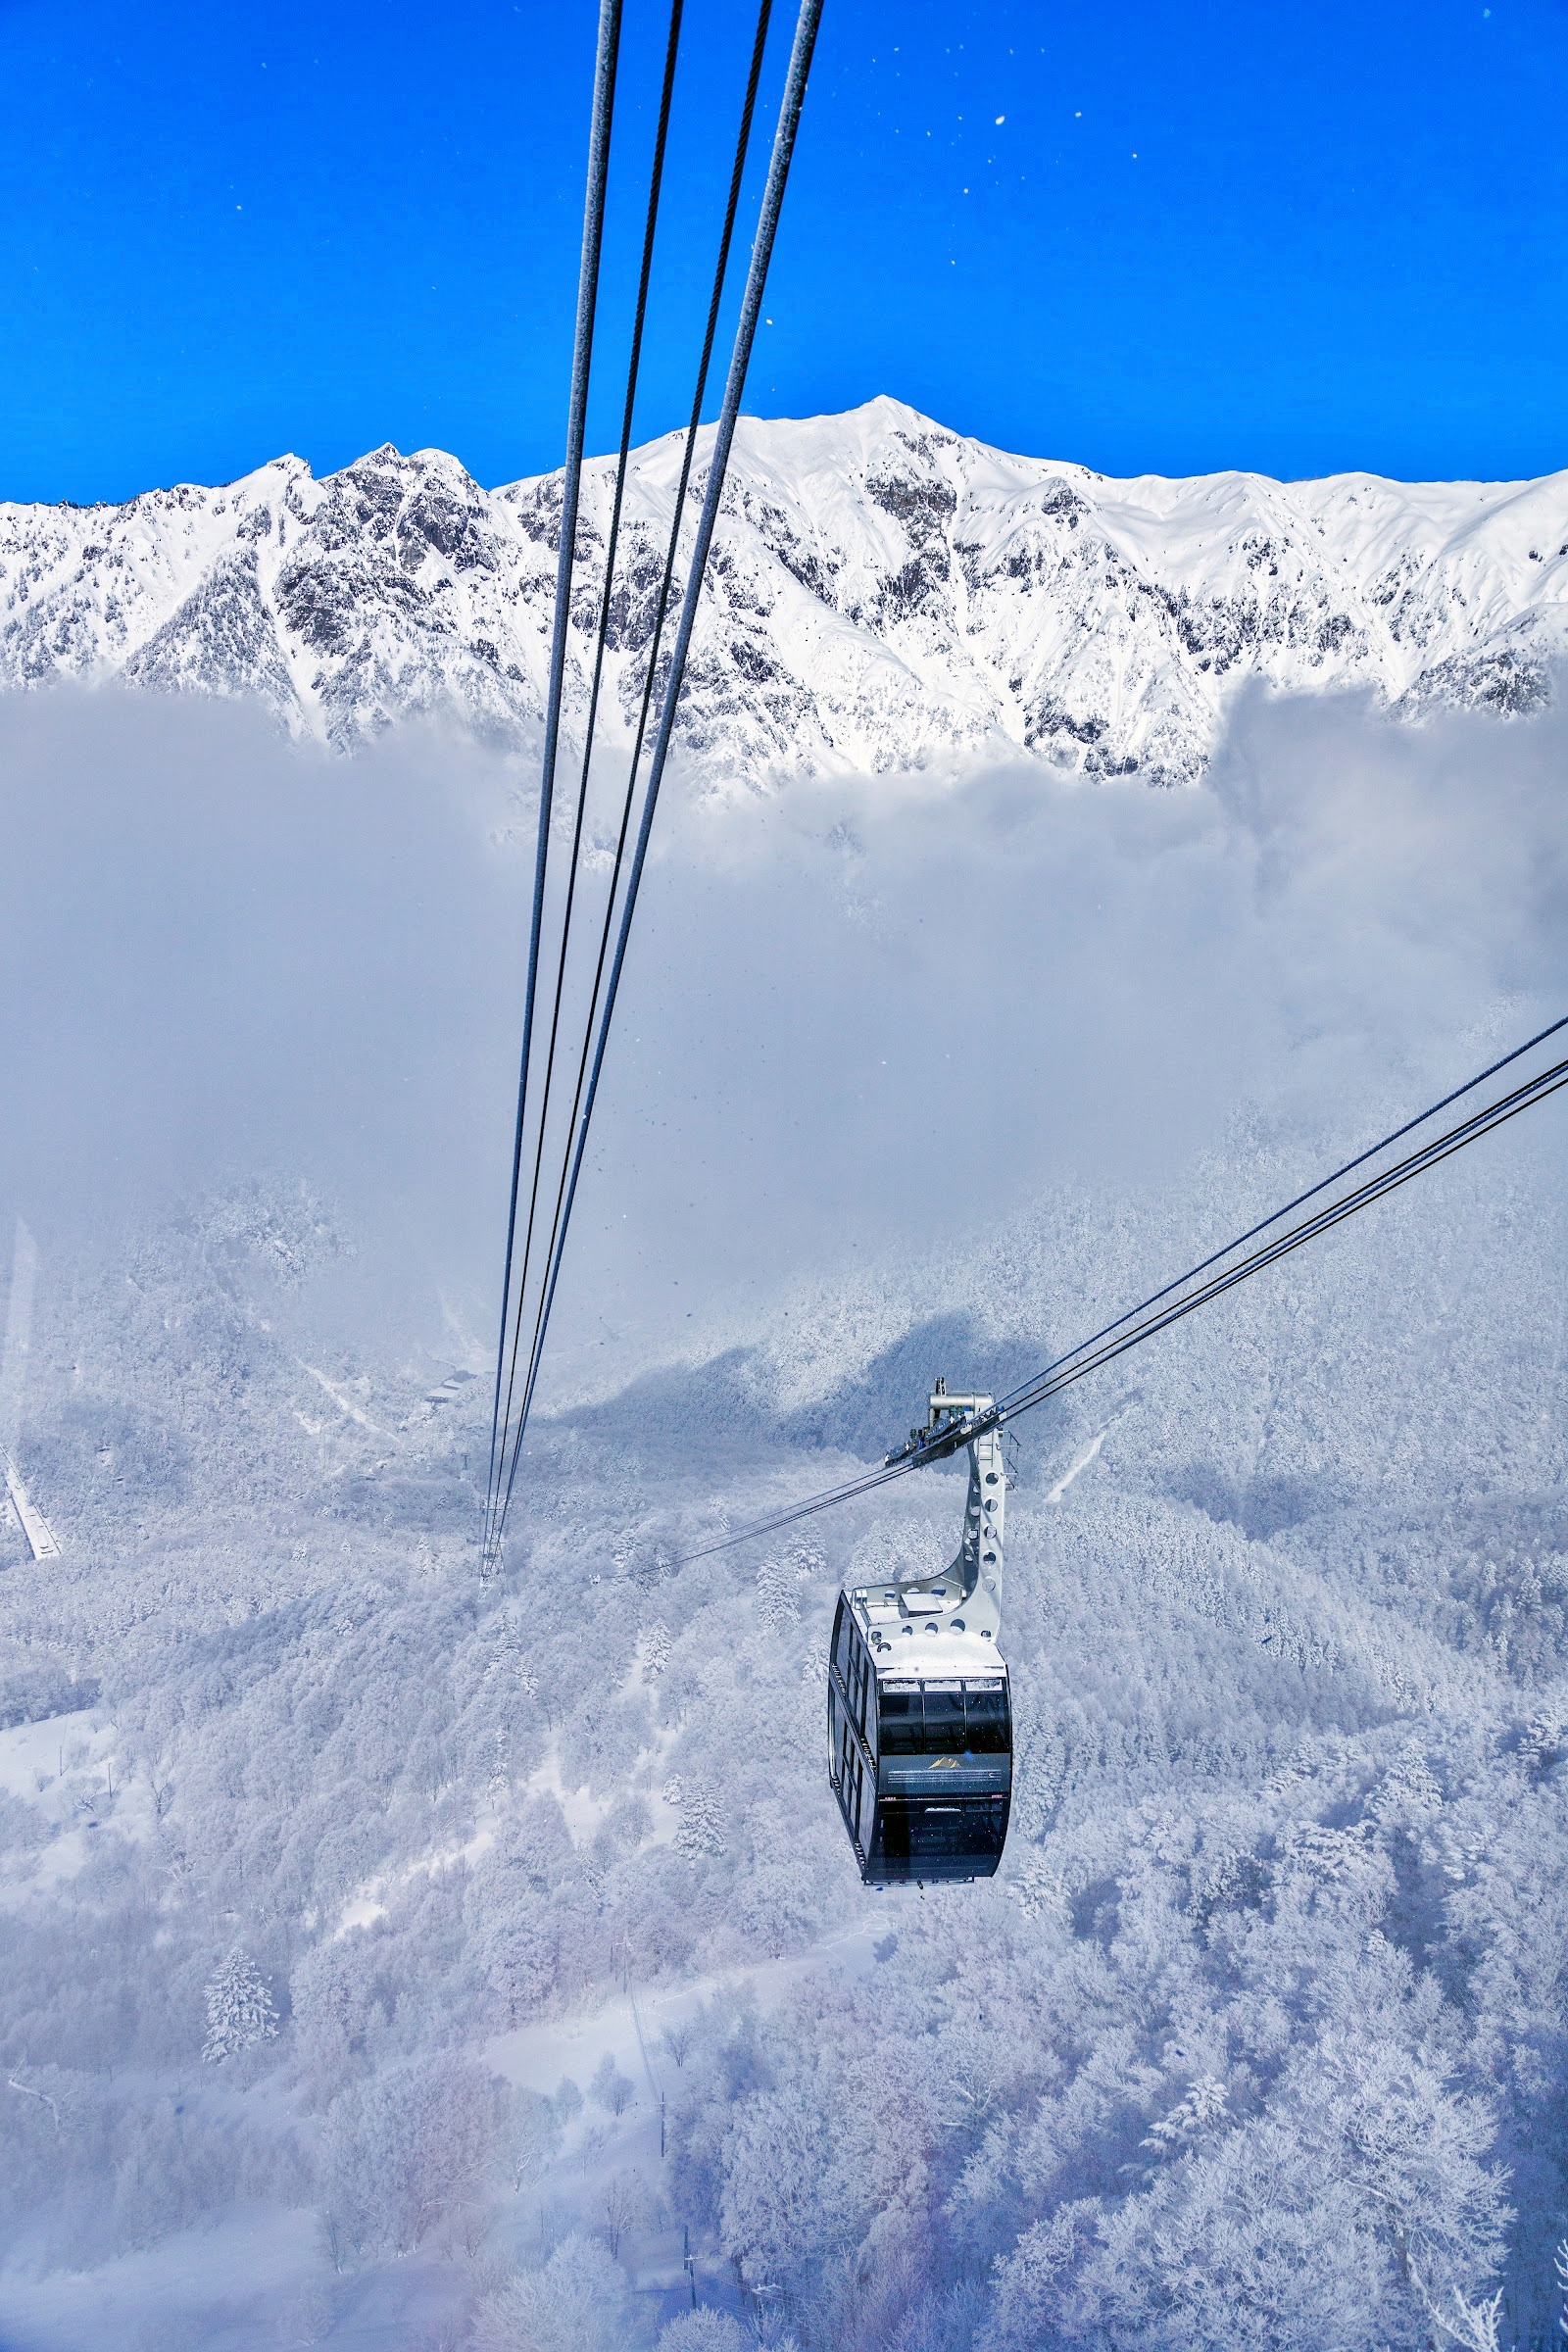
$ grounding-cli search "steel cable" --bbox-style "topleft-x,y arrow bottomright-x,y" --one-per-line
493,0 -> 773,1540
484,0 -> 623,1559
512,0 -> 825,1459
486,0 -> 686,1554
991,1047 -> 1568,1426
992,1010 -> 1568,1422
670,1017 -> 1568,1565
493,0 -> 824,1550
514,0 -> 775,1425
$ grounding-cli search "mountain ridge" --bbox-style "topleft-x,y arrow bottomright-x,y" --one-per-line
3,394 -> 1565,784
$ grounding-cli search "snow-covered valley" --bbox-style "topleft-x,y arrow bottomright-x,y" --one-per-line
4,1081 -> 1567,2352
0,651 -> 1566,2351
3,398 -> 1567,787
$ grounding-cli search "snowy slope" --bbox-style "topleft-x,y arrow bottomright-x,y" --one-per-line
2,681 -> 1568,2345
4,396 -> 1566,784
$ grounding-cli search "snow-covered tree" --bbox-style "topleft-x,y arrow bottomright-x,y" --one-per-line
1079,2119 -> 1396,2352
600,2167 -> 651,2257
589,2051 -> 636,2118
1142,2075 -> 1230,2150
639,1619 -> 672,1679
470,2234 -> 628,2352
754,1559 -> 805,1635
657,2312 -> 748,2352
983,2202 -> 1101,2351
507,2086 -> 562,2191
719,2082 -> 829,2291
1422,2284 -> 1506,2352
663,1775 -> 726,1861
318,2058 -> 504,2264
201,1946 -> 279,2065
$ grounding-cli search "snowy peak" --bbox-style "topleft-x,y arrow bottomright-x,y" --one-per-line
3,400 -> 1565,781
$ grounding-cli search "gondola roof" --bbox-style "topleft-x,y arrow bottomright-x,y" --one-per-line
847,1586 -> 1004,1680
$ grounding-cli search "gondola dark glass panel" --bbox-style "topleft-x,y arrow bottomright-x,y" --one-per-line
922,1682 -> 965,1750
870,1794 -> 1010,1883
873,1678 -> 1013,1757
964,1684 -> 1010,1752
879,1687 -> 923,1754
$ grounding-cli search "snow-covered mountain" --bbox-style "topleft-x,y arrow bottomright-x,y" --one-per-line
3,396 -> 1566,784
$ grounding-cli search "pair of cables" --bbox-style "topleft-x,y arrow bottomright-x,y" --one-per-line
673,1011 -> 1568,1565
483,0 -> 824,1572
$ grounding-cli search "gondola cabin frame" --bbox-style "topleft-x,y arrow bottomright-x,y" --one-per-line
826,1390 -> 1013,1885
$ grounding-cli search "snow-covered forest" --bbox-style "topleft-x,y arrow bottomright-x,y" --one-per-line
0,680 -> 1566,2350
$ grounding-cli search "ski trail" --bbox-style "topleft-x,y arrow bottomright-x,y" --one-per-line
1047,1427 -> 1106,1503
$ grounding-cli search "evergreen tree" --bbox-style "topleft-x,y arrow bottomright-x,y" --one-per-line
201,1945 -> 279,2065
663,1775 -> 726,1861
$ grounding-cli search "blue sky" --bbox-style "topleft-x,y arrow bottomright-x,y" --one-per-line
3,0 -> 1565,503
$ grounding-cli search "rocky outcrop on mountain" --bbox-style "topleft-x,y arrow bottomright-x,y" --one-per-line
3,397 -> 1564,785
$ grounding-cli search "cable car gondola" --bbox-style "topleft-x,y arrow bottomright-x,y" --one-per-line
828,1384 -> 1012,1884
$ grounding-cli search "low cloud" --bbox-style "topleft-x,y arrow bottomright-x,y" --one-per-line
2,678 -> 1564,1377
